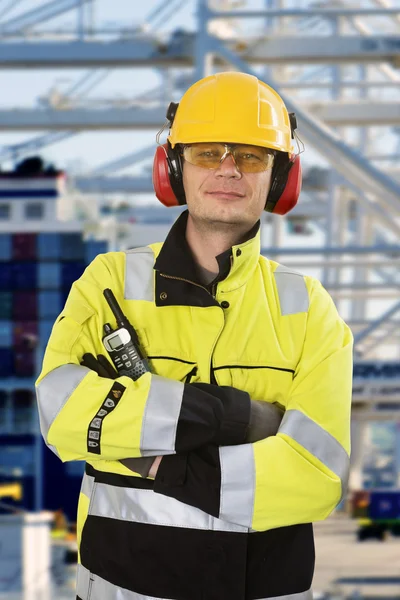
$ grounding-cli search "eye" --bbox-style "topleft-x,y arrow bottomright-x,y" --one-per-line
240,152 -> 261,161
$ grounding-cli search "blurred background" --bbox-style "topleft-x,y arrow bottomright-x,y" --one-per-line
0,0 -> 399,598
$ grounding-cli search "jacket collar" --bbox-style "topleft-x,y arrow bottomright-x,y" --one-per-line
154,210 -> 261,293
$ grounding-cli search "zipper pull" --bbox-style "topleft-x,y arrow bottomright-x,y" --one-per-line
185,366 -> 198,384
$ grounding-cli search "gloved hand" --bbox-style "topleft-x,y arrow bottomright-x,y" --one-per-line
119,456 -> 156,478
80,353 -> 119,379
245,400 -> 284,443
80,352 -> 157,478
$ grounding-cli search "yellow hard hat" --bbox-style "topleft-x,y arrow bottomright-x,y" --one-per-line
168,71 -> 293,155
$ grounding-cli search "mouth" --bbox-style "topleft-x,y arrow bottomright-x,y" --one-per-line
206,191 -> 245,200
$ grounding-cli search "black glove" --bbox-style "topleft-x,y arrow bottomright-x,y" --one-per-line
80,353 -> 119,379
245,400 -> 285,443
80,352 -> 154,478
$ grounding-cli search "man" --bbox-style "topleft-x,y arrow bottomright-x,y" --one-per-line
36,72 -> 353,600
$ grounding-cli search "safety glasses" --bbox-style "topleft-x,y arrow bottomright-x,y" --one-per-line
182,142 -> 275,173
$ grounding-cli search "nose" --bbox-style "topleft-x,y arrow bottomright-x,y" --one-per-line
215,153 -> 242,178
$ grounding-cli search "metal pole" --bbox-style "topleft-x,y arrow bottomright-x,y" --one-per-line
77,0 -> 85,41
194,0 -> 213,82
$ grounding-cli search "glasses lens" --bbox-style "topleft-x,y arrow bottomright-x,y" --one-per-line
183,143 -> 226,169
233,145 -> 275,172
182,143 -> 275,172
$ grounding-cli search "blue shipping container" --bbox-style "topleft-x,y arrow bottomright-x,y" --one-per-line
38,291 -> 62,319
37,233 -> 61,260
39,320 -> 55,346
38,263 -> 61,290
370,491 -> 400,520
12,263 -> 38,290
0,347 -> 13,377
0,234 -> 11,261
60,289 -> 69,308
85,240 -> 108,264
61,233 -> 85,261
0,263 -> 13,289
14,349 -> 35,377
13,291 -> 38,321
12,233 -> 37,261
0,320 -> 12,347
61,262 -> 85,289
0,292 -> 12,319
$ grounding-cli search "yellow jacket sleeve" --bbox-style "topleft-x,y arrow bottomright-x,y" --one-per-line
154,277 -> 353,531
35,254 -> 251,464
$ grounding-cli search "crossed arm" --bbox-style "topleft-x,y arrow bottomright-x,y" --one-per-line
36,256 -> 353,532
79,351 -> 285,478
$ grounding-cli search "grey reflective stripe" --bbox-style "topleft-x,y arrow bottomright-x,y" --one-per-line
219,444 -> 255,529
77,564 -> 312,600
279,409 -> 350,501
259,589 -> 314,600
124,247 -> 154,301
36,364 -> 89,440
140,374 -> 184,456
76,563 -> 91,599
89,481 -> 248,533
80,472 -> 95,499
274,264 -> 308,315
76,564 -> 172,600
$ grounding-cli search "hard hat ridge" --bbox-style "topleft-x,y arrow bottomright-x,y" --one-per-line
168,71 -> 293,155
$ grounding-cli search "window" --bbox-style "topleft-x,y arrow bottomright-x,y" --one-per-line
0,204 -> 10,219
25,202 -> 44,220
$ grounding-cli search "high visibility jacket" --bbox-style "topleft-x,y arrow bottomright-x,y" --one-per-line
36,210 -> 353,600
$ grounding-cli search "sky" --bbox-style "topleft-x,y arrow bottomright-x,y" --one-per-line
0,0 -> 278,172
0,1 -> 398,354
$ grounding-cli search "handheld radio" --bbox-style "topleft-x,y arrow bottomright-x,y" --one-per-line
102,288 -> 150,380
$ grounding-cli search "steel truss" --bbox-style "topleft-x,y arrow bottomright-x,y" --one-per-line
0,0 -> 399,362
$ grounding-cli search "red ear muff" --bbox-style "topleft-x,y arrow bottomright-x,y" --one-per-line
152,143 -> 186,207
153,145 -> 179,207
265,154 -> 302,215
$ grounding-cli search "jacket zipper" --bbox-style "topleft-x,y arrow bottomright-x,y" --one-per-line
160,273 -> 220,385
209,282 -> 220,383
160,272 -> 211,296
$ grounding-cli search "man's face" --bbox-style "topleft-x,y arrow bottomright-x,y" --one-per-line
182,143 -> 274,231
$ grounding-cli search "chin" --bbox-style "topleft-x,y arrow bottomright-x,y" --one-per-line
203,216 -> 253,232
206,205 -> 253,226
